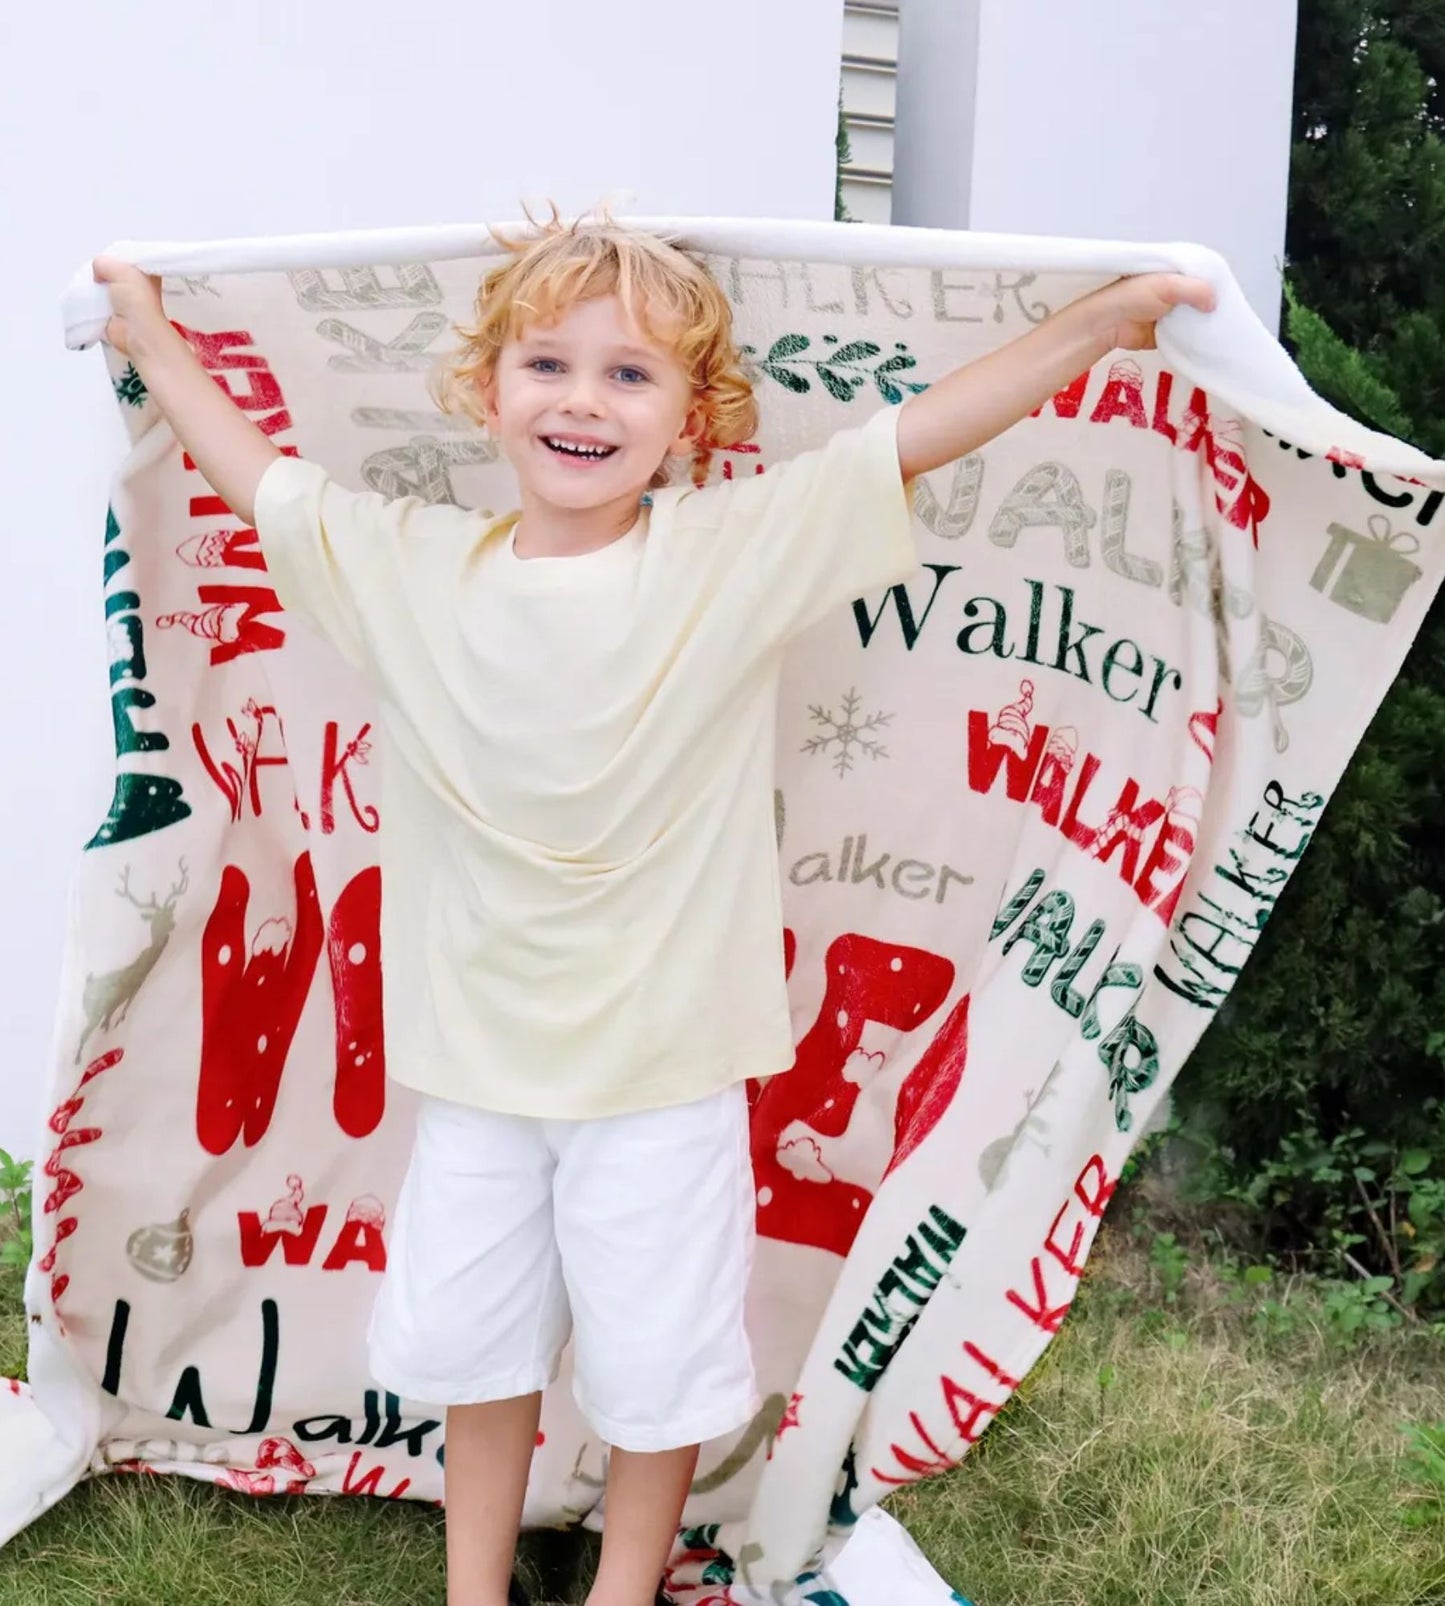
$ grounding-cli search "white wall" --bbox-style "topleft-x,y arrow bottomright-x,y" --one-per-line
0,0 -> 845,1155
894,0 -> 1300,333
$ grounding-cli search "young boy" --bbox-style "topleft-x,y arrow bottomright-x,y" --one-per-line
93,216 -> 1213,1606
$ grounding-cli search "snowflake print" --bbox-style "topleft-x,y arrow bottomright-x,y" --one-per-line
802,687 -> 893,777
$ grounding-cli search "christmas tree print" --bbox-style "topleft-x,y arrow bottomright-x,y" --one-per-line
112,363 -> 148,408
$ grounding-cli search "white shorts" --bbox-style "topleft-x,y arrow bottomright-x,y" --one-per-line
367,1081 -> 760,1453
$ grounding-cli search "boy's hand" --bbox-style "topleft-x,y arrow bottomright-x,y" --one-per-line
1081,272 -> 1218,353
90,255 -> 280,527
92,256 -> 170,358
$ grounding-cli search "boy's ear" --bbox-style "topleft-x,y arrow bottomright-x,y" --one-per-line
479,376 -> 501,430
669,401 -> 706,457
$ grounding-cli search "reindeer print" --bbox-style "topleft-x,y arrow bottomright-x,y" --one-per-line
75,861 -> 189,1061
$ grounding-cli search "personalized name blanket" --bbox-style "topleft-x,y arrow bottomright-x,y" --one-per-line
4,218 -> 1442,1605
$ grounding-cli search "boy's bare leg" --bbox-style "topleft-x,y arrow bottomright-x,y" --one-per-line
444,1393 -> 542,1606
587,1442 -> 699,1606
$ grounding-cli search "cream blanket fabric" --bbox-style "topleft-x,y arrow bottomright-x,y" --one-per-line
3,219 -> 1441,1604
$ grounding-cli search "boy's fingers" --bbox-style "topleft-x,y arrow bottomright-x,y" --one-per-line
91,255 -> 153,288
1173,274 -> 1217,314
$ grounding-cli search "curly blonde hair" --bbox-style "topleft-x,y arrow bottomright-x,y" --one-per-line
433,204 -> 759,488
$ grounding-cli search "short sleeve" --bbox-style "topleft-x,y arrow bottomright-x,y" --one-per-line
671,402 -> 919,647
252,455 -> 472,675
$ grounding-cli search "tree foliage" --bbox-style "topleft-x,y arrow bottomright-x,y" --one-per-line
1173,0 -> 1445,1316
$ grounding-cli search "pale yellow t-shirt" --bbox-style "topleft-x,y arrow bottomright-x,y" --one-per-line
253,403 -> 918,1118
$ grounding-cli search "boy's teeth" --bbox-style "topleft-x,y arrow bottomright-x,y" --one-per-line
547,438 -> 614,458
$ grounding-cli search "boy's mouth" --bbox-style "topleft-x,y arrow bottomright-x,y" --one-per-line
542,435 -> 619,462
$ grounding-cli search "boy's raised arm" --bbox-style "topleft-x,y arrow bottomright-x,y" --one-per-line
92,257 -> 281,529
894,271 -> 1217,482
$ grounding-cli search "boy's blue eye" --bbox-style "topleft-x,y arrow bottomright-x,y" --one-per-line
524,357 -> 649,383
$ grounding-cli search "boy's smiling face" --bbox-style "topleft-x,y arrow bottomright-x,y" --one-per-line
485,294 -> 701,512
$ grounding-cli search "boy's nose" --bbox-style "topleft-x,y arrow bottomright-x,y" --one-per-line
560,375 -> 606,415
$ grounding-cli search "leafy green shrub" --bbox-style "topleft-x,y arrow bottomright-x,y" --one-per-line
1172,0 -> 1445,1320
0,1148 -> 32,1270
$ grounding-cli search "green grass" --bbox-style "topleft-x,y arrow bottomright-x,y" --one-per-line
0,1265 -> 23,1387
891,1225 -> 1445,1605
1,1220 -> 1443,1605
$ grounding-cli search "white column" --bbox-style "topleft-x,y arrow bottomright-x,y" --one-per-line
893,0 -> 1300,332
